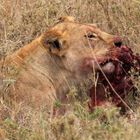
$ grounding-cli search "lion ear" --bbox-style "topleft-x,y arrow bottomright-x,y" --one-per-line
58,16 -> 75,22
40,30 -> 62,51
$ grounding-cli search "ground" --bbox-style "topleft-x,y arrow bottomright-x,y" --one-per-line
0,0 -> 140,140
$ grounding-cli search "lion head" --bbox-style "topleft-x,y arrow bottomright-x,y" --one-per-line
39,16 -> 122,78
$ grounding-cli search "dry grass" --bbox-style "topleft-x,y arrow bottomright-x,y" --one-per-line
0,0 -> 140,139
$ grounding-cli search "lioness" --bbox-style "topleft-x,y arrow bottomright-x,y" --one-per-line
0,16 -> 122,110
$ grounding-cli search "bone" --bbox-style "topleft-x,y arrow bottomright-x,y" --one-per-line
101,62 -> 115,74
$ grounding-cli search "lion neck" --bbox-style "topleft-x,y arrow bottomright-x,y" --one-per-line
29,48 -> 80,97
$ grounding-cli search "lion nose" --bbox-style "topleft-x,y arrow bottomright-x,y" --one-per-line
114,37 -> 122,48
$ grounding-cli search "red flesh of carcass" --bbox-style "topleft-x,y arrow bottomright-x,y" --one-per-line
88,45 -> 140,112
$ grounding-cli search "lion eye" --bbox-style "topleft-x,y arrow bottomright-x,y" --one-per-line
84,33 -> 97,39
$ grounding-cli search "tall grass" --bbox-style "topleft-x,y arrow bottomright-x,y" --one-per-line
0,0 -> 140,139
